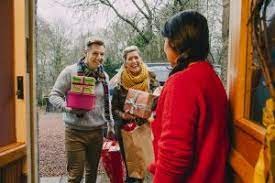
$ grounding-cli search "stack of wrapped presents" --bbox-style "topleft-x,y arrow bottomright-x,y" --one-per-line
66,75 -> 96,110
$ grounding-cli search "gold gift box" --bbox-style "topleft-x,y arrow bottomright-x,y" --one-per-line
71,75 -> 96,86
71,84 -> 95,95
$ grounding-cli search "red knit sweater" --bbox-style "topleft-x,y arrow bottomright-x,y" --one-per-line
149,61 -> 229,183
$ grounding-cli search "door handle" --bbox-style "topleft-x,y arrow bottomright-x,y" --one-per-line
16,76 -> 24,99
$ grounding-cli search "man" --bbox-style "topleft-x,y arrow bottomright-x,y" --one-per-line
49,39 -> 114,183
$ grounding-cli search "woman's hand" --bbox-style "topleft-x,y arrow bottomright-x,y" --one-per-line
120,112 -> 136,120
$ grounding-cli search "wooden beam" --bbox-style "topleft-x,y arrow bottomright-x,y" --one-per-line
234,118 -> 266,143
0,143 -> 26,168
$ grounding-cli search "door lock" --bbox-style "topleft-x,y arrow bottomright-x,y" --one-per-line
16,76 -> 24,99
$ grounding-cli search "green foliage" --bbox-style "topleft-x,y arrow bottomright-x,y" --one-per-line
37,97 -> 48,106
103,57 -> 122,78
127,31 -> 155,50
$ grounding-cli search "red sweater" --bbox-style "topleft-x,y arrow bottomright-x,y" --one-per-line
149,62 -> 229,183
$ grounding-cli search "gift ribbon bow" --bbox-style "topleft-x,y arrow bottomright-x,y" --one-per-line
125,92 -> 151,114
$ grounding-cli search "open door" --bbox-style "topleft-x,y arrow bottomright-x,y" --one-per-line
0,0 -> 37,182
228,0 -> 274,182
0,0 -> 16,147
0,1 -> 26,182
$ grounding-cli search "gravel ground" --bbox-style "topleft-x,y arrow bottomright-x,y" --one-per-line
38,112 -> 66,177
38,111 -> 152,182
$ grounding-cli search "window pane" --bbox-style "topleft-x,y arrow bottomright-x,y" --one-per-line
248,2 -> 275,125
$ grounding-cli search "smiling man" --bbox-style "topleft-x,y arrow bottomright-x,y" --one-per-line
49,39 -> 114,183
85,40 -> 105,70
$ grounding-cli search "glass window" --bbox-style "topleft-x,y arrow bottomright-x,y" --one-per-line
248,2 -> 275,125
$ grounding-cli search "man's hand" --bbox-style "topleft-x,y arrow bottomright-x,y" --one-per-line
106,125 -> 115,139
64,107 -> 87,117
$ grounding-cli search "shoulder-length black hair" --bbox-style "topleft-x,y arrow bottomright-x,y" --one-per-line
162,10 -> 210,76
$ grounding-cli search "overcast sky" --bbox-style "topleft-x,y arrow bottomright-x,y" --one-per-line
37,0 -> 139,35
37,0 -> 101,34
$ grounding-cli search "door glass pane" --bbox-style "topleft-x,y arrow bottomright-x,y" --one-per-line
248,2 -> 275,125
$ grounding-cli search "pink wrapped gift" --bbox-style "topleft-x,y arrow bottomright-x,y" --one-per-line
66,91 -> 96,110
124,89 -> 154,119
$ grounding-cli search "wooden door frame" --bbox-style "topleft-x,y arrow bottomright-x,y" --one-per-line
0,0 -> 27,168
0,1 -> 38,182
26,0 -> 38,182
227,0 -> 266,182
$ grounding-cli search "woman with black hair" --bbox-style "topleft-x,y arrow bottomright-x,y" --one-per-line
148,10 -> 230,183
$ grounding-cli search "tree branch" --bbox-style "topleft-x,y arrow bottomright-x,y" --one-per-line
99,0 -> 150,43
174,0 -> 191,10
141,0 -> 152,18
131,0 -> 150,20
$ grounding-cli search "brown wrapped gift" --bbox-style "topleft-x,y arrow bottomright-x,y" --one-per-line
124,89 -> 154,119
121,123 -> 154,179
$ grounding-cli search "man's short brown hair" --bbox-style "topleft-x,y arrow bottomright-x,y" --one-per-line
86,39 -> 105,48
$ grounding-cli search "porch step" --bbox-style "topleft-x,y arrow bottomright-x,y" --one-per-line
40,175 -> 105,183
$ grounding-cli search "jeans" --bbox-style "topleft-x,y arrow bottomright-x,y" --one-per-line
65,127 -> 103,183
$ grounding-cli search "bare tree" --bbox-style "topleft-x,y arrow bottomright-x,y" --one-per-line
37,17 -> 73,104
37,17 -> 53,103
44,0 -> 227,76
47,21 -> 72,85
221,0 -> 230,84
55,0 -> 195,43
56,0 -> 157,43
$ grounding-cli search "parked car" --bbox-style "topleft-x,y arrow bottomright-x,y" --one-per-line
147,63 -> 171,86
